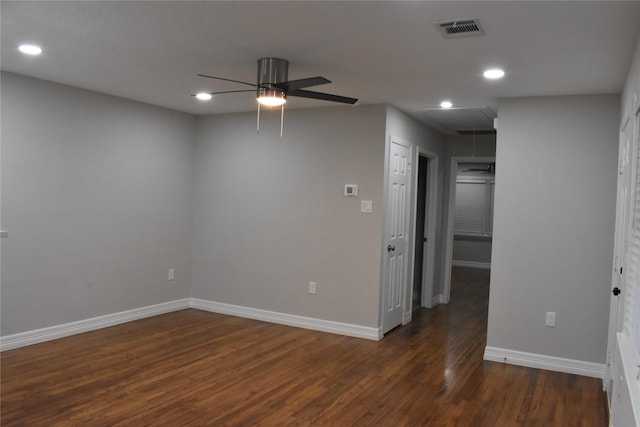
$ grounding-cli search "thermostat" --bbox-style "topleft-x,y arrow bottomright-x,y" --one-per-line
344,184 -> 358,197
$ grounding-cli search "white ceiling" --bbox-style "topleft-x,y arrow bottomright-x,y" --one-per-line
2,1 -> 639,134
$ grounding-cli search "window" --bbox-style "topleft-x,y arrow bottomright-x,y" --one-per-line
454,178 -> 495,237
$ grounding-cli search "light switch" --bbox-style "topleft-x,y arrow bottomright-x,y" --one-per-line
361,200 -> 373,213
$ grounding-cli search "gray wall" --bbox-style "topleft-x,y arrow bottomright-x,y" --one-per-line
191,105 -> 388,328
453,236 -> 492,265
1,72 -> 196,335
385,106 -> 446,309
445,134 -> 496,159
1,72 -> 447,337
488,95 -> 619,363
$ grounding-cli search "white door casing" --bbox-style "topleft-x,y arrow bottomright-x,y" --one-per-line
382,136 -> 412,334
417,147 -> 439,310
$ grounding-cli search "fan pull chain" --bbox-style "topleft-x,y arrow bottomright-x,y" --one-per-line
280,104 -> 285,138
256,102 -> 261,134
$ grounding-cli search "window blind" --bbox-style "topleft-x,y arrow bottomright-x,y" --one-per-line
454,180 -> 486,235
454,179 -> 494,236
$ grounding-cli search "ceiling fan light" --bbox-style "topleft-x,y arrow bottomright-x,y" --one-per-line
18,44 -> 42,55
483,68 -> 505,79
195,92 -> 212,101
257,89 -> 286,107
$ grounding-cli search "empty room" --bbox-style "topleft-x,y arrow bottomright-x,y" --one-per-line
2,1 -> 640,425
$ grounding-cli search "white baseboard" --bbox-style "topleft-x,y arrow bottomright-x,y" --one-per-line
1,297 -> 384,351
429,294 -> 448,307
0,299 -> 191,352
452,260 -> 491,269
402,311 -> 412,325
484,346 -> 605,379
191,298 -> 382,341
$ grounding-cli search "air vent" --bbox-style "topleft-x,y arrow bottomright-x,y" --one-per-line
436,19 -> 485,39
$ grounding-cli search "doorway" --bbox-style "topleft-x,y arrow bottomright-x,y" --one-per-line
411,150 -> 439,311
412,155 -> 429,311
410,148 -> 439,313
443,156 -> 495,303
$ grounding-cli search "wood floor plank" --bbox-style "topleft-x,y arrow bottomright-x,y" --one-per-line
1,267 -> 608,426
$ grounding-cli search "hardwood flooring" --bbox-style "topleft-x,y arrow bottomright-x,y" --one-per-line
1,267 -> 608,426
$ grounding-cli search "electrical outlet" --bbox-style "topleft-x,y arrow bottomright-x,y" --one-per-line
168,268 -> 175,281
308,281 -> 317,294
545,311 -> 556,327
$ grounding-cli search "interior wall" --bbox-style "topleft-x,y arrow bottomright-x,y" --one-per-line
452,237 -> 492,265
445,134 -> 497,158
488,94 -> 619,363
385,106 -> 446,310
0,72 -> 196,335
191,105 -> 387,328
0,73 -> 446,336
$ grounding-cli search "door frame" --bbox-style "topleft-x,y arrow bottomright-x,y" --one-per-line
442,156 -> 495,303
410,147 -> 439,312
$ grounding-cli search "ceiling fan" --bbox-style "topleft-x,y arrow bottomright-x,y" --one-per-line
195,58 -> 358,135
464,163 -> 496,175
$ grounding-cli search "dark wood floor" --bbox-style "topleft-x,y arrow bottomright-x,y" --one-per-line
1,267 -> 608,426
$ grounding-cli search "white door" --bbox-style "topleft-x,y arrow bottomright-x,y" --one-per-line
606,115 -> 634,398
609,105 -> 640,426
382,138 -> 411,334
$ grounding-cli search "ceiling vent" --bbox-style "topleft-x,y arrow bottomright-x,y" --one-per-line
436,19 -> 485,39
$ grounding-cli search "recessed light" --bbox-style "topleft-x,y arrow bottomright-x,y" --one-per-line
440,100 -> 453,109
195,93 -> 213,101
18,44 -> 42,55
483,68 -> 505,79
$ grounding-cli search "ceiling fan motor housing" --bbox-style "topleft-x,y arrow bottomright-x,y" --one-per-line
257,58 -> 288,101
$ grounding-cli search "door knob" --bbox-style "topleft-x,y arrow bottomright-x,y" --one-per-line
612,287 -> 621,296
387,244 -> 396,252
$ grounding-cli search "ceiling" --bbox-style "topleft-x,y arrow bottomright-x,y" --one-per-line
2,1 -> 640,134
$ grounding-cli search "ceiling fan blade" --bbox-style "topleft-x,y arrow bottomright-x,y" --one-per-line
197,74 -> 257,88
191,89 -> 256,97
288,89 -> 358,105
210,90 -> 256,95
272,76 -> 331,92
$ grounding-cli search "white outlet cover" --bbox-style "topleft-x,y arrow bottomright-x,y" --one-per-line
545,311 -> 556,327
